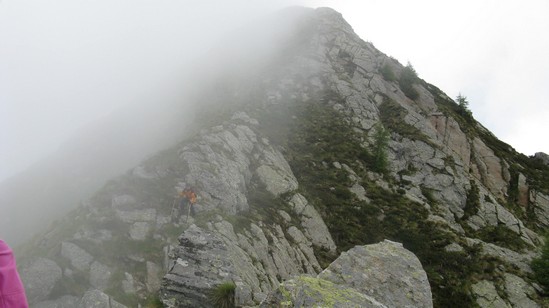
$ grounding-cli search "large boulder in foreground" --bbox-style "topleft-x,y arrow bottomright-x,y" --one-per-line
262,240 -> 433,307
260,276 -> 387,307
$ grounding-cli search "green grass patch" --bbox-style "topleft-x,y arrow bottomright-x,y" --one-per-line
209,282 -> 236,308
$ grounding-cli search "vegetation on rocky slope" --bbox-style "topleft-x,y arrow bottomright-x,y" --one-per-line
428,82 -> 549,231
255,90 -> 522,307
532,235 -> 549,292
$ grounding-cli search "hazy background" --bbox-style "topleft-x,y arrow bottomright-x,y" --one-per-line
2,0 -> 548,182
2,0 -> 320,245
0,0 -> 295,181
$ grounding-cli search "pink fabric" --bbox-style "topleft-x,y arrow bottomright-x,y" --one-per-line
0,240 -> 28,308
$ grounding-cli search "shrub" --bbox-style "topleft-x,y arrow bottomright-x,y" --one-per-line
380,63 -> 396,81
476,225 -> 529,252
462,180 -> 480,220
532,235 -> 549,291
371,123 -> 390,173
209,282 -> 236,308
144,294 -> 164,308
399,62 -> 419,99
455,93 -> 473,122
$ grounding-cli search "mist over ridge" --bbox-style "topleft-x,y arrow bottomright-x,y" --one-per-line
0,3 -> 317,245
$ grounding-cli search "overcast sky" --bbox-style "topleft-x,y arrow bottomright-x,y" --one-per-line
1,1 -> 548,181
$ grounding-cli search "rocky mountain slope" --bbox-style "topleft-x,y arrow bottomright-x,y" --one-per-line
14,6 -> 549,308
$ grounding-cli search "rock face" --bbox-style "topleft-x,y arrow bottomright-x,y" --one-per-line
16,5 -> 549,308
161,203 -> 333,307
262,240 -> 432,308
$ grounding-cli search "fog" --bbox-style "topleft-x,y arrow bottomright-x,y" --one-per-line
0,0 -> 302,181
0,0 -> 310,244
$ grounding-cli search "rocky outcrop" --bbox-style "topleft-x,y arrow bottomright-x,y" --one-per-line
534,152 -> 549,165
262,240 -> 432,307
161,209 -> 333,306
159,112 -> 337,306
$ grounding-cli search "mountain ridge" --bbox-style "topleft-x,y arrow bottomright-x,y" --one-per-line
11,6 -> 549,307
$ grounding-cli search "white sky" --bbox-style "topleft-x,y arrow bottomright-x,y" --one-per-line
1,0 -> 548,180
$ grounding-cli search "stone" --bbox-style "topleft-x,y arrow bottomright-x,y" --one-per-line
20,257 -> 63,303
534,152 -> 549,165
161,224 -> 238,307
255,164 -> 298,196
78,289 -> 126,308
111,194 -> 137,210
444,243 -> 464,253
289,193 -> 336,253
132,165 -> 158,179
470,137 -> 509,199
35,295 -> 79,308
89,261 -> 112,290
73,228 -> 112,243
531,191 -> 549,228
129,221 -> 151,240
517,173 -> 529,207
471,280 -> 510,308
465,238 -> 534,273
260,276 -> 387,308
349,182 -> 369,202
277,210 -> 292,223
60,241 -> 94,271
116,208 -> 156,224
231,111 -> 259,125
503,273 -> 539,308
146,261 -> 162,292
319,240 -> 433,308
179,125 -> 257,214
122,272 -> 136,294
161,216 -> 331,307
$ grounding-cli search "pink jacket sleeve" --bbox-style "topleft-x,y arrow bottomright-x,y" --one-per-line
0,240 -> 29,308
